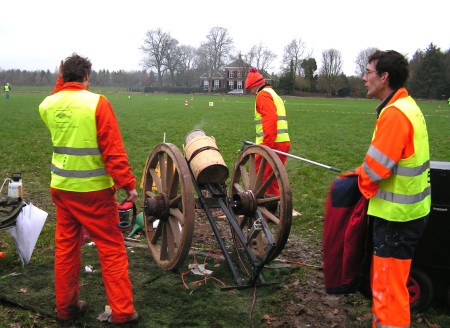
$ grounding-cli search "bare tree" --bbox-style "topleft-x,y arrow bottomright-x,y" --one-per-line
140,28 -> 177,86
355,47 -> 378,76
198,26 -> 234,71
196,27 -> 234,92
245,43 -> 277,72
178,45 -> 197,71
163,38 -> 181,86
177,45 -> 198,86
281,38 -> 310,76
320,49 -> 343,95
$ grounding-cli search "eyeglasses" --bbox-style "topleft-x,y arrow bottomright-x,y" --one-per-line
364,69 -> 377,76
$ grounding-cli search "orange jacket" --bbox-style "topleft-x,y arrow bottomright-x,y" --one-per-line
356,88 -> 414,199
255,85 -> 290,149
51,77 -> 136,193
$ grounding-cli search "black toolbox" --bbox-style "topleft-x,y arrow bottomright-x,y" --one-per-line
412,161 -> 450,305
414,161 -> 450,267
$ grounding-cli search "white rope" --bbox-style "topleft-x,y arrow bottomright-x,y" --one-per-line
0,178 -> 11,194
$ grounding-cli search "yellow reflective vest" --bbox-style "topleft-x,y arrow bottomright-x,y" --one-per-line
39,90 -> 114,192
254,87 -> 290,144
368,96 -> 431,222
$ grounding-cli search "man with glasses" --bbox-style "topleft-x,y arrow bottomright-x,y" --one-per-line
356,50 -> 430,328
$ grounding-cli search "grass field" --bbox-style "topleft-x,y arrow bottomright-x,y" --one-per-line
0,89 -> 449,327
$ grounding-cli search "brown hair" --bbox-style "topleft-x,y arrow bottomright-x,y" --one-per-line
368,50 -> 409,90
62,53 -> 92,83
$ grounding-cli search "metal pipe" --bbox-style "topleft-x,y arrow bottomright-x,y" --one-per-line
241,140 -> 342,173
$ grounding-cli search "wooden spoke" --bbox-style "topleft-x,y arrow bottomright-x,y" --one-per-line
169,207 -> 185,227
150,167 -> 163,192
143,143 -> 195,271
230,145 -> 292,261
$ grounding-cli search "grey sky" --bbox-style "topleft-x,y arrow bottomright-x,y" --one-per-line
1,0 -> 448,76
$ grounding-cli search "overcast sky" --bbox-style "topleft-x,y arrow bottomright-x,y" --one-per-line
1,0 -> 448,77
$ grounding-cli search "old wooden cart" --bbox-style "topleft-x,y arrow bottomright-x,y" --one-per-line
140,130 -> 292,289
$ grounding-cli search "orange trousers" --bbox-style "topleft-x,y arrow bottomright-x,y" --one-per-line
371,256 -> 411,327
370,216 -> 427,328
51,187 -> 135,323
255,142 -> 290,196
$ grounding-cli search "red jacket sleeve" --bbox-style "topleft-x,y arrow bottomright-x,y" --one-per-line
52,76 -> 64,94
96,96 -> 136,192
357,105 -> 412,199
256,88 -> 278,148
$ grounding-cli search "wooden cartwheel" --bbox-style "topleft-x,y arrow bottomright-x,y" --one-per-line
229,144 -> 292,262
142,139 -> 292,288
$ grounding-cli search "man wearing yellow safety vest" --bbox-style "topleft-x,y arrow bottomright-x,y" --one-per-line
244,67 -> 290,196
4,82 -> 11,99
356,50 -> 430,328
39,54 -> 139,324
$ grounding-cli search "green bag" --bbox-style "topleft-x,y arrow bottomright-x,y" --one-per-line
0,197 -> 26,229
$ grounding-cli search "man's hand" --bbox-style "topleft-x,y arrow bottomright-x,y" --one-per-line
126,189 -> 138,203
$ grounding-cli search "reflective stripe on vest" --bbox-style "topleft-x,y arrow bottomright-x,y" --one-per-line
53,146 -> 101,155
254,87 -> 290,144
367,96 -> 431,222
39,90 -> 113,192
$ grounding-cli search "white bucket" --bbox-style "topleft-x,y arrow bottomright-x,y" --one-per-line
184,130 -> 229,184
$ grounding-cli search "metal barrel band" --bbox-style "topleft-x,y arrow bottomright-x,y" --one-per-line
186,146 -> 221,165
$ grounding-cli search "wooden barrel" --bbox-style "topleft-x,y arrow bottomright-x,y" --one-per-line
183,130 -> 229,184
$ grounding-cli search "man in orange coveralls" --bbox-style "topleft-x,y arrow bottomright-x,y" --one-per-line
356,50 -> 430,328
38,53 -> 139,324
244,67 -> 290,196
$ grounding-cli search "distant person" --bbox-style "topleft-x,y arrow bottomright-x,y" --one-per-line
4,83 -> 11,99
244,67 -> 290,196
356,50 -> 430,328
38,53 -> 139,324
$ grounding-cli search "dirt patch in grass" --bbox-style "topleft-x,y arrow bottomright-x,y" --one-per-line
190,209 -> 372,327
0,208 -> 370,327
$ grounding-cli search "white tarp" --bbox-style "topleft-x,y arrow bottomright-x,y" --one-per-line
8,203 -> 47,265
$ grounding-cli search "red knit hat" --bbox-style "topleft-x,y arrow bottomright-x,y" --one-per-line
245,67 -> 265,89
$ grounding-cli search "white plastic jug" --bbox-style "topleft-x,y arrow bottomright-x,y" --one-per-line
8,173 -> 22,198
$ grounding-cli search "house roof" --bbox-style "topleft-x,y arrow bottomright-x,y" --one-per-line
258,69 -> 273,80
199,56 -> 274,82
224,57 -> 273,80
200,69 -> 225,79
224,57 -> 250,70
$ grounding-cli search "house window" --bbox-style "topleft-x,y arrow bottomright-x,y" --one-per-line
214,80 -> 219,89
237,71 -> 242,78
229,81 -> 234,89
237,81 -> 243,89
203,81 -> 209,88
228,71 -> 233,78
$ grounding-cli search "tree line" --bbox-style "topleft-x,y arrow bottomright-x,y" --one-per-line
1,27 -> 449,100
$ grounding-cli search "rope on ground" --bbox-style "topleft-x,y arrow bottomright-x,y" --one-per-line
248,285 -> 257,328
274,258 -> 323,270
180,249 -> 230,291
